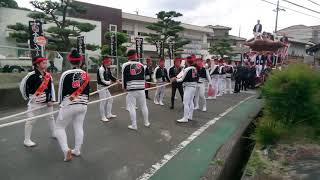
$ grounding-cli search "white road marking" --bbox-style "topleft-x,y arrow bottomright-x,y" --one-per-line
136,96 -> 254,180
242,91 -> 257,95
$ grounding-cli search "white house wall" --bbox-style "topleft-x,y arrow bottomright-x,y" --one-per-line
0,7 -> 101,57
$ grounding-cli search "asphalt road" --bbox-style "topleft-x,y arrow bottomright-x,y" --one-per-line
0,89 -> 252,180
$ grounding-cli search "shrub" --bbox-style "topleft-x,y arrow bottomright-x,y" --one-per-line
253,116 -> 286,145
262,64 -> 320,126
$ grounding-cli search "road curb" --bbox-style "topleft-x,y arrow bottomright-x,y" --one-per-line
144,97 -> 263,180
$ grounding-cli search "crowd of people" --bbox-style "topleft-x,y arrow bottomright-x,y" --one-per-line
19,47 -> 278,162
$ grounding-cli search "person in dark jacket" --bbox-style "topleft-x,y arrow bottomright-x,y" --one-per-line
233,62 -> 242,93
169,58 -> 184,109
144,57 -> 153,99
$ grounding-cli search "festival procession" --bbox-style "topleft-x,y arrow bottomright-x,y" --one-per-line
0,0 -> 320,180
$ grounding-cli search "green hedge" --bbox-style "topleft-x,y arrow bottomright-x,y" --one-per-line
254,64 -> 320,146
262,64 -> 320,126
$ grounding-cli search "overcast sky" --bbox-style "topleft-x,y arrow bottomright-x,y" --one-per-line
16,0 -> 320,38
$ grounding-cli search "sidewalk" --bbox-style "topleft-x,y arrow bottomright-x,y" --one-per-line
147,97 -> 263,180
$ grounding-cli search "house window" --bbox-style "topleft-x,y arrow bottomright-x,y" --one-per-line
127,30 -> 134,36
109,24 -> 117,32
122,30 -> 134,36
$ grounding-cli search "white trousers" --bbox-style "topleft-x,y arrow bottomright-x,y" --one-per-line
55,104 -> 87,153
217,75 -> 225,95
98,88 -> 113,118
154,84 -> 165,103
194,83 -> 206,109
256,65 -> 262,77
183,86 -> 196,120
225,76 -> 232,94
211,75 -> 219,98
25,103 -> 55,142
127,90 -> 149,127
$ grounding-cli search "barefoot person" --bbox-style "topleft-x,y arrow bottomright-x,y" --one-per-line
55,49 -> 90,162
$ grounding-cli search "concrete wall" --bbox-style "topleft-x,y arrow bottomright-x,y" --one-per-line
72,1 -> 122,45
122,15 -> 211,56
278,25 -> 313,42
0,7 -> 102,54
288,43 -> 307,57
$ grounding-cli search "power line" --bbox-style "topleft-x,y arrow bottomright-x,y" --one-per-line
306,0 -> 320,7
283,0 -> 320,14
261,0 -> 320,20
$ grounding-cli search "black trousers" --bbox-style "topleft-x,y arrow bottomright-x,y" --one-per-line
241,77 -> 248,91
145,80 -> 151,98
248,76 -> 256,89
171,82 -> 184,108
234,77 -> 242,93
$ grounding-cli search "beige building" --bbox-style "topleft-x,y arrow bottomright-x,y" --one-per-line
1,4 -> 247,61
278,25 -> 320,44
0,7 -> 102,58
122,12 -> 213,58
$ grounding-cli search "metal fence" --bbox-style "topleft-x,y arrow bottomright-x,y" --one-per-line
0,45 -> 168,78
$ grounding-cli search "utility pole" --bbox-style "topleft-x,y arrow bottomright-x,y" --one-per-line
275,0 -> 280,33
274,0 -> 285,33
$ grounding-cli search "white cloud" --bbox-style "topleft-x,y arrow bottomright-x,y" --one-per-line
16,0 -> 320,38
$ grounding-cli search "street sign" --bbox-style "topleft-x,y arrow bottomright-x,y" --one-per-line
35,36 -> 47,46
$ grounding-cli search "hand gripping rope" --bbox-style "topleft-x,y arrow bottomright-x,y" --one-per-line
0,83 -> 171,129
0,83 -> 119,122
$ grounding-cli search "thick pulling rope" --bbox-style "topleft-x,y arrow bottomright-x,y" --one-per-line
0,83 -> 171,129
0,82 -> 119,122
